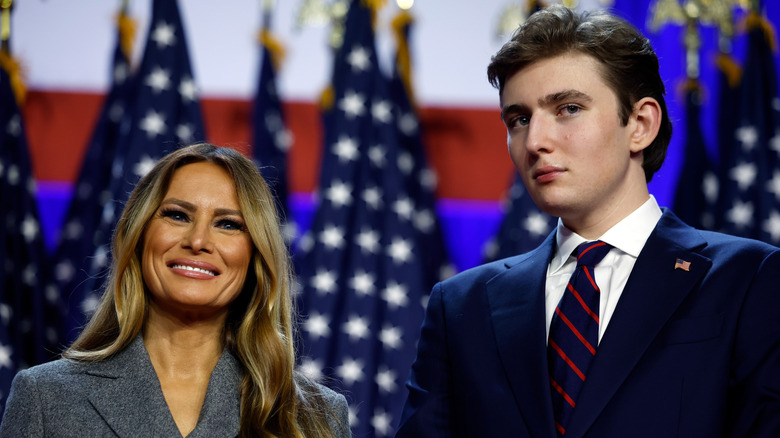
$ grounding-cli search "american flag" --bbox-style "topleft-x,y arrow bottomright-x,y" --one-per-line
76,0 -> 206,314
294,1 -> 429,435
483,173 -> 556,262
715,13 -> 780,246
0,54 -> 62,413
672,80 -> 718,230
388,10 -> 453,290
252,9 -> 293,240
54,4 -> 136,342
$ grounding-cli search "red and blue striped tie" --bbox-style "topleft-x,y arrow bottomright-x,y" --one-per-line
548,240 -> 612,436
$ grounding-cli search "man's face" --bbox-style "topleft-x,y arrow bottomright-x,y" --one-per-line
500,52 -> 647,230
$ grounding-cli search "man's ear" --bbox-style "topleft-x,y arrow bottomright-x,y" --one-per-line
629,97 -> 662,153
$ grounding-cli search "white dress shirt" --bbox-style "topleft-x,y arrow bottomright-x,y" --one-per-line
545,196 -> 663,344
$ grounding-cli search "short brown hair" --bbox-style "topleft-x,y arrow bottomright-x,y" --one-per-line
487,5 -> 672,182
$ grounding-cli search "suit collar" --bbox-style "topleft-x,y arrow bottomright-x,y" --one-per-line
565,210 -> 712,437
85,335 -> 241,437
486,231 -> 558,438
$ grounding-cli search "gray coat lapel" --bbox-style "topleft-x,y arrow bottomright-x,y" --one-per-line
86,336 -> 181,437
485,232 -> 557,438
565,211 -> 712,438
85,336 -> 242,438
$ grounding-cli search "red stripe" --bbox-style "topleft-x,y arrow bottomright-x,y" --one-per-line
554,307 -> 596,355
549,339 -> 586,381
566,282 -> 599,324
550,377 -> 576,408
577,241 -> 607,261
555,421 -> 566,435
583,265 -> 600,292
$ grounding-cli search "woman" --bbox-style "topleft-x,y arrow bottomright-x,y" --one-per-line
0,143 -> 351,437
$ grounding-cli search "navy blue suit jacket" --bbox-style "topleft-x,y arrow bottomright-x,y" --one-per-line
397,210 -> 780,438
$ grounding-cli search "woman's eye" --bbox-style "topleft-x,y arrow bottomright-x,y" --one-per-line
216,219 -> 244,231
161,209 -> 188,222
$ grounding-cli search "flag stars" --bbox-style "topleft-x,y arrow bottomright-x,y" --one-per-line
371,408 -> 393,437
179,76 -> 197,102
145,67 -> 171,94
730,162 -> 757,191
343,315 -> 370,341
356,229 -> 380,254
362,187 -> 383,210
347,46 -> 371,72
726,200 -> 754,228
703,171 -> 719,203
303,312 -> 332,339
151,22 -> 176,48
379,325 -> 403,350
311,269 -> 337,294
368,145 -> 387,167
372,100 -> 392,123
0,344 -> 12,369
320,225 -> 345,250
393,197 -> 415,221
336,358 -> 365,386
139,110 -> 167,138
326,181 -> 353,207
766,170 -> 780,200
382,281 -> 409,309
763,210 -> 780,243
735,126 -> 758,151
133,155 -> 157,178
388,238 -> 413,264
525,211 -> 552,237
333,136 -> 359,162
21,215 -> 39,243
375,367 -> 398,394
176,123 -> 195,143
297,357 -> 324,381
339,91 -> 366,118
349,271 -> 376,296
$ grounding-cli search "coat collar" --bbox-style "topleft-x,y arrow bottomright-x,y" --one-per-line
85,335 -> 241,438
565,210 -> 712,437
485,210 -> 712,438
485,231 -> 558,438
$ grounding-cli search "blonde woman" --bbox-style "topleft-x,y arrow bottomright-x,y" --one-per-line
1,143 -> 351,437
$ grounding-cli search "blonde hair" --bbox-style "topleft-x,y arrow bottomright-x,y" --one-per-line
65,143 -> 344,437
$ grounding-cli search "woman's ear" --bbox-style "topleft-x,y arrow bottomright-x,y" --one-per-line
629,97 -> 662,153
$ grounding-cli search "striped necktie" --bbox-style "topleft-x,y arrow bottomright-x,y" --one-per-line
548,240 -> 612,436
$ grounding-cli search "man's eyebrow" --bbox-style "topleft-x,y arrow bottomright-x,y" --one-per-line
500,103 -> 528,122
538,89 -> 592,107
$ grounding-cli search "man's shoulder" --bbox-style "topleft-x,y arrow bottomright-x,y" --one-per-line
439,248 -> 543,291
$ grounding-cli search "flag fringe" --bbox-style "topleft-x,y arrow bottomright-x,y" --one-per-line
715,52 -> 742,89
392,10 -> 417,109
116,10 -> 137,64
0,50 -> 25,105
740,12 -> 778,53
259,29 -> 286,72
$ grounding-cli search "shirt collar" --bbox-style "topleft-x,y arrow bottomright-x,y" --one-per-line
550,196 -> 663,272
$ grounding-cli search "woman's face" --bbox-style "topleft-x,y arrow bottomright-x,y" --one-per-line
142,162 -> 253,320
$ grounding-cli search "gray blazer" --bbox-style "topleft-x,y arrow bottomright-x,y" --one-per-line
0,337 -> 351,437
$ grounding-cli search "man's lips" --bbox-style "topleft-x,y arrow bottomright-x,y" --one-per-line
533,165 -> 565,183
167,259 -> 221,278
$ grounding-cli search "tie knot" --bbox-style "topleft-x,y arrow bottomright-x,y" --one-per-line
575,240 -> 612,267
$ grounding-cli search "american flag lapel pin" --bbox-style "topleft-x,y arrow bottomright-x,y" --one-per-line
674,258 -> 691,271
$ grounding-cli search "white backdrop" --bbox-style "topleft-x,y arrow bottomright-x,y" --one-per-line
11,0 -> 606,106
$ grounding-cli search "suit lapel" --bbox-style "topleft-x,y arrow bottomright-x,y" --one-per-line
565,211 -> 712,438
486,233 -> 557,438
86,336 -> 181,437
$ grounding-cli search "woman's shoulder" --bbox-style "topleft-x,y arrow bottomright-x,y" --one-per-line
14,357 -> 87,382
294,373 -> 352,437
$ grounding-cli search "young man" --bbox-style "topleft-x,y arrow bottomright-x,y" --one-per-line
396,5 -> 780,438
